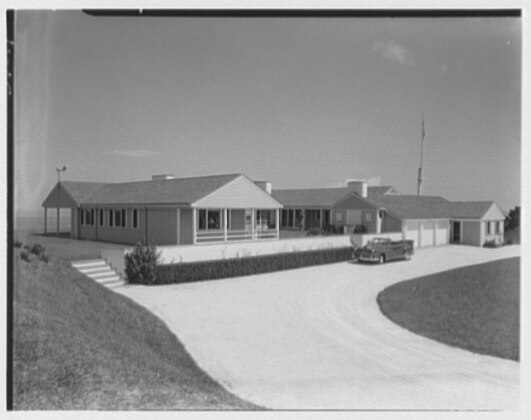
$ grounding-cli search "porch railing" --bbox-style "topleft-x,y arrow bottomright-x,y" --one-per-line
196,228 -> 279,243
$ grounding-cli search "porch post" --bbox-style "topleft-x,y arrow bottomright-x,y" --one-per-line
223,208 -> 228,242
251,209 -> 256,240
276,208 -> 280,239
44,207 -> 47,234
192,208 -> 197,244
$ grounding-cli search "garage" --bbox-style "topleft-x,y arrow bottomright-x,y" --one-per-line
404,219 -> 450,248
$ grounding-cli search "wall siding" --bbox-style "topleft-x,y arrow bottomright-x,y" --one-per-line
382,213 -> 402,233
230,209 -> 245,230
147,208 -> 177,245
180,208 -> 193,245
462,221 -> 481,246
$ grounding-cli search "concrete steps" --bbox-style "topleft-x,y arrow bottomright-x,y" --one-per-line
72,259 -> 126,289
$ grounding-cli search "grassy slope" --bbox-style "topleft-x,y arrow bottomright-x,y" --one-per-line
377,257 -> 519,361
13,252 -> 260,410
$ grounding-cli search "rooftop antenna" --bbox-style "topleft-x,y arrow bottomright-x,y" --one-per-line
417,115 -> 425,196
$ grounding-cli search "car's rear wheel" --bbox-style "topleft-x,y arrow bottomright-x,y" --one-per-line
378,254 -> 385,264
403,250 -> 411,260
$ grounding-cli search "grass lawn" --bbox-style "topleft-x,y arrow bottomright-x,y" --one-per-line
377,257 -> 519,361
12,240 -> 260,409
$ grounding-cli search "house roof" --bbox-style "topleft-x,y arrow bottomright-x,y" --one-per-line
440,201 -> 499,219
272,186 -> 396,208
49,174 -> 245,206
272,188 -> 352,208
369,194 -> 452,219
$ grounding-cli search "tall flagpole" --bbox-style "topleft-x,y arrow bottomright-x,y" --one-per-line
417,115 -> 425,196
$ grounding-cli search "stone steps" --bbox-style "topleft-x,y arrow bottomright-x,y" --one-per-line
71,259 -> 126,289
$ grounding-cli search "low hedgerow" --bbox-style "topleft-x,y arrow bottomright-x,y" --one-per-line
154,247 -> 353,285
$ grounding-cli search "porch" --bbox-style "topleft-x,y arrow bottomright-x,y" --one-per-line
194,208 -> 280,244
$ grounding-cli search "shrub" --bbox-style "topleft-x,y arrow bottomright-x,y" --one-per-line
124,243 -> 160,285
483,239 -> 499,248
21,243 -> 48,263
504,238 -> 513,246
13,239 -> 23,248
306,228 -> 321,236
155,247 -> 353,285
353,225 -> 367,234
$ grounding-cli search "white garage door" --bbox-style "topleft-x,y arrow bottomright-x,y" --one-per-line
420,221 -> 435,247
435,221 -> 450,246
405,221 -> 419,248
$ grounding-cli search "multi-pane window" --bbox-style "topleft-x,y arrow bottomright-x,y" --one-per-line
81,208 -> 95,226
108,208 -> 127,228
99,209 -> 104,227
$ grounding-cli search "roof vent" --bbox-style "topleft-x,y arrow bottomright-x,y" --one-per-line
152,174 -> 175,181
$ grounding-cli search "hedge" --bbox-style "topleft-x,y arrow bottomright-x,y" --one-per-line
153,246 -> 353,285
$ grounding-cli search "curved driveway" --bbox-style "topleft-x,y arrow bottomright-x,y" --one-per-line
116,245 -> 520,410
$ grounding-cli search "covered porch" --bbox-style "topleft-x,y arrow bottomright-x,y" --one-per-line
194,208 -> 280,244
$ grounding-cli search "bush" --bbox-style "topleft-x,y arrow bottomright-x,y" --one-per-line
306,228 -> 321,236
483,239 -> 500,248
20,243 -> 48,263
154,247 -> 353,285
504,238 -> 513,246
353,225 -> 367,234
13,239 -> 23,248
124,243 -> 160,285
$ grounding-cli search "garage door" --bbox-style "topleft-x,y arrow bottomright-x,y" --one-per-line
405,221 -> 419,248
435,221 -> 450,246
420,221 -> 435,247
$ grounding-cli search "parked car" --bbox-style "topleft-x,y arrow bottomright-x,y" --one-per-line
356,237 -> 414,264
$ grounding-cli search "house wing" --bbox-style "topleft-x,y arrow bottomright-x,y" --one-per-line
42,181 -> 105,208
193,175 -> 282,209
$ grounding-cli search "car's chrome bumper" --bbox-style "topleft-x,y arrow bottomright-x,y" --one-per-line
359,254 -> 379,262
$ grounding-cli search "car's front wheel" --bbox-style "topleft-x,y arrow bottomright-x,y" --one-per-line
403,250 -> 411,260
378,254 -> 385,264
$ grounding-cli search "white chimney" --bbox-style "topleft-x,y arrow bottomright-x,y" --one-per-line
255,181 -> 272,194
347,180 -> 368,198
152,174 -> 175,181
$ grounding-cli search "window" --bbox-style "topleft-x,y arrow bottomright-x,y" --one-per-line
81,208 -> 95,226
496,221 -> 502,234
365,212 -> 373,222
336,212 -> 343,222
486,221 -> 491,235
132,209 -> 139,229
99,209 -> 104,227
109,209 -> 126,228
198,209 -> 221,230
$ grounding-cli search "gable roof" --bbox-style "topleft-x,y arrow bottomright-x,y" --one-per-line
440,201 -> 501,220
44,174 -> 249,207
369,194 -> 451,219
42,181 -> 106,207
272,188 -> 352,208
272,185 -> 398,208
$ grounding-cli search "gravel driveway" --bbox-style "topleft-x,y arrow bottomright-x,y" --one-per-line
116,245 -> 520,410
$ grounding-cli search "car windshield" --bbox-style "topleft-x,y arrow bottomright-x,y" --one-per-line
370,238 -> 388,245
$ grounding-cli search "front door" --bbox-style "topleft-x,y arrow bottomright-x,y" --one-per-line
452,221 -> 461,243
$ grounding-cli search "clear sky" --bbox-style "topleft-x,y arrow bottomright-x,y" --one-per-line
14,10 -> 521,213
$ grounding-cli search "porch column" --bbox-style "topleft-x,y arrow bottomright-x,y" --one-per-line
223,208 -> 228,242
276,208 -> 280,239
192,208 -> 197,244
251,209 -> 256,240
44,207 -> 47,234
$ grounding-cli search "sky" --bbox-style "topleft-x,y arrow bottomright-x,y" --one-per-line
14,10 -> 521,213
